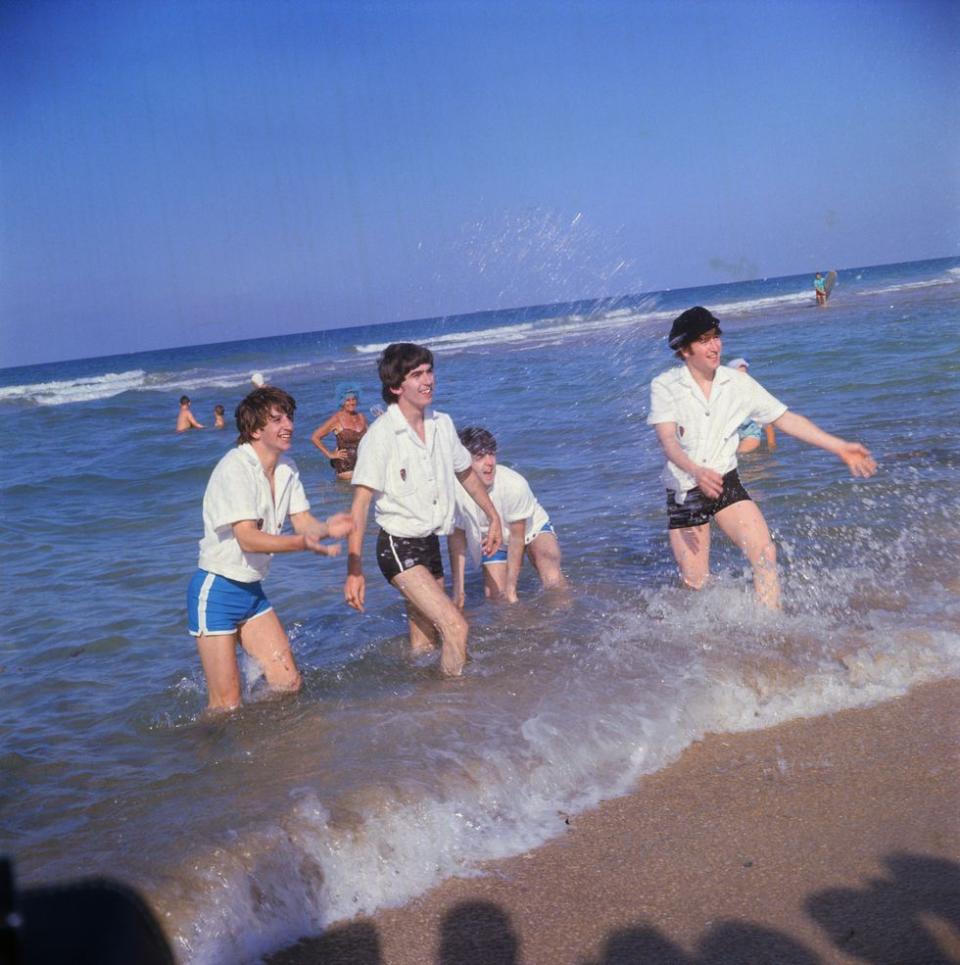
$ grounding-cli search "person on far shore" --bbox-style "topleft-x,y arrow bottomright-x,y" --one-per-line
213,404 -> 226,429
726,358 -> 777,454
187,385 -> 352,712
311,384 -> 369,480
344,343 -> 502,676
814,272 -> 827,306
176,395 -> 203,432
448,426 -> 566,605
648,307 -> 876,609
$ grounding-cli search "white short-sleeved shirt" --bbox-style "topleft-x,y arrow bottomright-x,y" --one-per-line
351,404 -> 471,537
647,364 -> 787,499
454,464 -> 550,565
197,443 -> 310,582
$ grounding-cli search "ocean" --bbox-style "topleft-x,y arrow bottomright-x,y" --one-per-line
2,257 -> 959,963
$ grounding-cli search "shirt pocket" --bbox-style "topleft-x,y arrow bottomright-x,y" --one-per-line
388,457 -> 419,498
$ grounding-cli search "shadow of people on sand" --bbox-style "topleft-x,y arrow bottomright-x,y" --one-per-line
806,852 -> 960,964
264,851 -> 960,965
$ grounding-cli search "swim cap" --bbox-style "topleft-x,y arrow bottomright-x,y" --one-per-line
667,307 -> 722,350
336,383 -> 360,406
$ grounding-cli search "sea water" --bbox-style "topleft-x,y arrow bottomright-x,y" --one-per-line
1,257 -> 958,963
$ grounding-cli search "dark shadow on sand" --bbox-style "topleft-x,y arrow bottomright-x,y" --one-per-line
262,851 -> 960,965
805,852 -> 960,965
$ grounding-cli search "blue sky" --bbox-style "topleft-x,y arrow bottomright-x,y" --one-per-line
2,0 -> 957,367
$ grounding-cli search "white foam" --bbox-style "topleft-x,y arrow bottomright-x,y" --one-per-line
0,369 -> 147,406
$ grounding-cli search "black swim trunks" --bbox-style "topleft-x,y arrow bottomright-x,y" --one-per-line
666,468 -> 751,530
376,529 -> 444,583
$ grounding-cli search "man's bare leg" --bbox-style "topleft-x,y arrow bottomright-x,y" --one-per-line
392,565 -> 469,675
714,500 -> 780,609
196,632 -> 243,712
668,522 -> 711,590
237,609 -> 302,693
526,532 -> 567,589
482,562 -> 510,600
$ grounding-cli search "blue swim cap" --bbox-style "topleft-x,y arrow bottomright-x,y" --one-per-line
335,383 -> 360,406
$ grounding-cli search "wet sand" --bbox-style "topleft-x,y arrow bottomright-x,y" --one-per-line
270,679 -> 960,964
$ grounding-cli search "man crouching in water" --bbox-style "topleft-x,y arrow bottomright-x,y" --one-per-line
648,307 -> 876,609
343,343 -> 502,675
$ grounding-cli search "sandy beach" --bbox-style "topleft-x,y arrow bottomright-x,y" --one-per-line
270,679 -> 960,964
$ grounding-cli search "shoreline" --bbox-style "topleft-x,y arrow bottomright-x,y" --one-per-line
269,678 -> 960,964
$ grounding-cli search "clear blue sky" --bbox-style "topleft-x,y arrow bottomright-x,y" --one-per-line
2,0 -> 957,367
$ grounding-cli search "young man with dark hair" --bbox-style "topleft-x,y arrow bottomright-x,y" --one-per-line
449,426 -> 565,604
344,344 -> 502,676
187,386 -> 352,712
648,307 -> 876,608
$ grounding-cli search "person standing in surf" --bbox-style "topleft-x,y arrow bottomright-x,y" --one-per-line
311,384 -> 369,480
187,385 -> 352,712
343,343 -> 502,676
814,272 -> 827,306
648,307 -> 876,608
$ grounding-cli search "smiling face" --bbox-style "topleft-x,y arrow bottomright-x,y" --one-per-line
252,405 -> 294,453
342,394 -> 359,414
471,450 -> 497,488
392,362 -> 434,411
680,328 -> 722,376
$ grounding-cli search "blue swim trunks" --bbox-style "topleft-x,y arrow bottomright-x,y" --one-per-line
481,522 -> 556,564
187,569 -> 272,636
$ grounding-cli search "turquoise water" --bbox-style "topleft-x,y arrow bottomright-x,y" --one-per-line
2,257 -> 959,962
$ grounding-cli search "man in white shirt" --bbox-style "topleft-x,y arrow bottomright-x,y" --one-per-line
448,427 -> 565,604
187,386 -> 352,712
648,306 -> 877,608
344,344 -> 502,676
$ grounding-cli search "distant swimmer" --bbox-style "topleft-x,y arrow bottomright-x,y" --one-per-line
311,384 -> 369,480
726,358 -> 777,454
251,372 -> 266,387
186,385 -> 352,712
648,307 -> 877,609
176,395 -> 204,432
213,404 -> 226,429
814,272 -> 826,306
343,343 -> 502,676
448,426 -> 566,605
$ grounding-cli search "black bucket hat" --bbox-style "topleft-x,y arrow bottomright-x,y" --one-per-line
668,306 -> 722,350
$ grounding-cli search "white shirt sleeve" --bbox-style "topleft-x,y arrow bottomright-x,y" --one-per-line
647,374 -> 677,425
747,377 -> 788,425
287,466 -> 310,516
351,422 -> 388,492
499,468 -> 537,522
205,453 -> 259,530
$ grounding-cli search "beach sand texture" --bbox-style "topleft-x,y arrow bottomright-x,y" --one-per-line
270,680 -> 960,965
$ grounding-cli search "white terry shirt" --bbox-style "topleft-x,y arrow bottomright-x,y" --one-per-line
197,443 -> 310,582
351,403 -> 472,537
647,364 -> 787,501
454,464 -> 550,565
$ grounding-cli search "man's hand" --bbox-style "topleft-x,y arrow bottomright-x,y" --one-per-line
305,534 -> 341,556
325,512 -> 354,539
837,442 -> 877,478
693,466 -> 724,499
482,514 -> 503,557
344,572 -> 366,612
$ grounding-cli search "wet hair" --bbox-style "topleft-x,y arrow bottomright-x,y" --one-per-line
377,343 -> 434,405
214,404 -> 225,415
235,386 -> 296,444
179,395 -> 190,406
459,426 -> 497,455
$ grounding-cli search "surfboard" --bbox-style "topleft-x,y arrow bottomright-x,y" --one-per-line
824,270 -> 837,301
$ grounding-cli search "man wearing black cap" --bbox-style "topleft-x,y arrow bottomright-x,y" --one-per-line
647,306 -> 877,608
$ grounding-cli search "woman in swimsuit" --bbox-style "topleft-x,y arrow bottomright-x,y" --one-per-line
311,384 -> 369,480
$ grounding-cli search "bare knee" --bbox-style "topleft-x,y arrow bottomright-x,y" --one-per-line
752,540 -> 777,571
